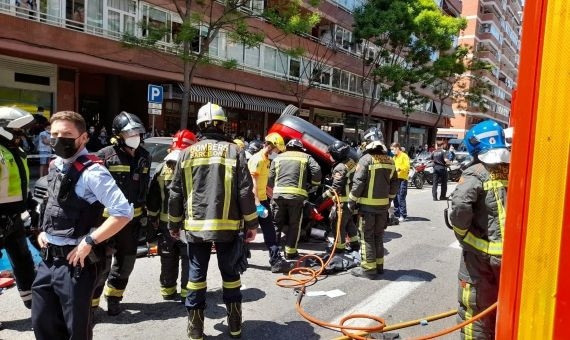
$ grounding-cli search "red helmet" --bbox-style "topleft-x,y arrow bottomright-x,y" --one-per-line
171,129 -> 196,150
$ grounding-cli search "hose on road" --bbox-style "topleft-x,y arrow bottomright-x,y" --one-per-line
275,187 -> 498,339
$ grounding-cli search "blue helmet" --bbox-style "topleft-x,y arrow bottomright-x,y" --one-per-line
464,120 -> 510,164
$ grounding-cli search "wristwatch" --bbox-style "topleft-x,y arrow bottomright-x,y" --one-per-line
84,235 -> 97,246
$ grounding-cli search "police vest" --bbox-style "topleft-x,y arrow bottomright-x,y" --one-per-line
42,155 -> 104,238
0,144 -> 29,214
97,145 -> 150,218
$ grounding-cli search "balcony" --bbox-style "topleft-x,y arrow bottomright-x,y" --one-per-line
477,50 -> 499,66
442,0 -> 462,17
480,12 -> 502,28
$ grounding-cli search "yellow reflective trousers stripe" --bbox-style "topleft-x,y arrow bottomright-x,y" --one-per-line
358,217 -> 376,270
463,232 -> 503,255
168,214 -> 183,223
161,286 -> 177,296
358,197 -> 389,206
222,280 -> 241,289
463,283 -> 473,340
187,281 -> 207,290
104,285 -> 125,298
108,165 -> 130,172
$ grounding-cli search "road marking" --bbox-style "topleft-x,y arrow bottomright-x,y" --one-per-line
330,275 -> 424,327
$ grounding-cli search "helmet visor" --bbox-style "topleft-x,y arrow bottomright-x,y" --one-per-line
478,148 -> 511,164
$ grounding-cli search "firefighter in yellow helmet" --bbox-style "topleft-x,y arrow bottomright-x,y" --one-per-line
168,102 -> 258,340
268,138 -> 321,260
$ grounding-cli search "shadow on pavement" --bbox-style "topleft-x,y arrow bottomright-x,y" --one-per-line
210,320 -> 320,339
0,317 -> 32,333
405,216 -> 431,222
384,231 -> 402,242
379,268 -> 437,282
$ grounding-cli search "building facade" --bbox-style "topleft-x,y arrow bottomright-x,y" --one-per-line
440,0 -> 522,140
0,0 -> 460,147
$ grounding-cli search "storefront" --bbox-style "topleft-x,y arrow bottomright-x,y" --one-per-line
394,125 -> 428,151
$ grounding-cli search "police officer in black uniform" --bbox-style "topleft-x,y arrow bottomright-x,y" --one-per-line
31,111 -> 132,340
431,141 -> 450,201
91,111 -> 151,315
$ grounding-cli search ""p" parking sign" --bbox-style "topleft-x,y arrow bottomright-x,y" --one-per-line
147,84 -> 163,104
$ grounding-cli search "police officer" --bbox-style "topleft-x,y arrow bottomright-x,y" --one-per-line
147,129 -> 196,301
168,102 -> 258,340
348,127 -> 398,278
449,120 -> 509,340
0,107 -> 36,310
268,138 -> 321,260
32,111 -> 132,340
431,141 -> 450,201
92,111 -> 151,315
321,140 -> 359,252
248,132 -> 287,272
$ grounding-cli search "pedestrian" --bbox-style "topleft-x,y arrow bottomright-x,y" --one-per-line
268,138 -> 322,260
348,127 -> 398,278
248,132 -> 287,273
448,145 -> 456,162
391,142 -> 410,222
147,129 -> 196,301
98,126 -> 108,146
86,125 -> 102,152
449,120 -> 510,339
320,141 -> 359,252
0,107 -> 37,313
168,102 -> 259,340
91,111 -> 151,316
31,111 -> 132,340
430,141 -> 450,201
38,123 -> 51,177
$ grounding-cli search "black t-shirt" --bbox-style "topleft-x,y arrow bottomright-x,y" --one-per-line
431,149 -> 447,170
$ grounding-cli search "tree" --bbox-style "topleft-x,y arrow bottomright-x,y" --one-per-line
353,0 -> 466,146
427,46 -> 492,129
124,0 -> 319,129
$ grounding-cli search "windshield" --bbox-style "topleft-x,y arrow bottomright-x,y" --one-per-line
143,142 -> 170,163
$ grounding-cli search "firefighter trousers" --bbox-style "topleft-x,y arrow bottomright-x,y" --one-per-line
358,211 -> 387,271
158,223 -> 189,298
457,249 -> 501,340
32,257 -> 98,340
92,217 -> 140,303
331,204 -> 358,249
186,241 -> 241,310
271,198 -> 304,256
0,217 -> 35,305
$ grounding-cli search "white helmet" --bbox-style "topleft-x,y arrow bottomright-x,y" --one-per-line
0,106 -> 34,141
196,102 -> 227,127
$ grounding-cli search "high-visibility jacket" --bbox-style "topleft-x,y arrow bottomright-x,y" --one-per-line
450,162 -> 508,257
168,135 -> 258,243
322,159 -> 357,203
349,152 -> 399,213
147,162 -> 174,223
0,144 -> 29,215
97,145 -> 151,218
268,151 -> 322,201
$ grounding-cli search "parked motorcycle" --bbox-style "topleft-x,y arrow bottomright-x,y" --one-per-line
408,161 -> 426,189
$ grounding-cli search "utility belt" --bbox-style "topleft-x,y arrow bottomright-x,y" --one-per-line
41,243 -> 102,264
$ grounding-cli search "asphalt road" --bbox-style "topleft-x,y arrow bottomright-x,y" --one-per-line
0,183 -> 462,340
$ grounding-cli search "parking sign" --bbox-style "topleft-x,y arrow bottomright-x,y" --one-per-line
147,84 -> 163,103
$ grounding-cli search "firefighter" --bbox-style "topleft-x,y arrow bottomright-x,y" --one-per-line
168,102 -> 258,340
268,138 -> 321,260
0,107 -> 36,311
91,111 -> 151,316
147,129 -> 196,301
321,141 -> 359,252
348,127 -> 398,278
248,132 -> 287,272
449,120 -> 509,340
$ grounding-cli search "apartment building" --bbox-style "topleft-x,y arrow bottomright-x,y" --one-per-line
439,0 -> 522,140
0,0 -> 461,146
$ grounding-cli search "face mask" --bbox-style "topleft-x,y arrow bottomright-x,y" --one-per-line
124,135 -> 140,149
51,136 -> 80,159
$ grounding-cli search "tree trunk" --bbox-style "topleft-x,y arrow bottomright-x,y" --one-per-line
405,114 -> 410,149
180,41 -> 191,129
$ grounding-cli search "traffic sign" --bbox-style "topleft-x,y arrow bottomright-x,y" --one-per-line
147,84 -> 163,103
148,108 -> 162,115
148,103 -> 162,109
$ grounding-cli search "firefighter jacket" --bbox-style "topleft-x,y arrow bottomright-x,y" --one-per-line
0,143 -> 29,215
168,134 -> 258,243
268,151 -> 322,201
322,159 -> 357,203
147,162 -> 174,223
449,162 -> 508,257
96,145 -> 150,218
349,152 -> 399,213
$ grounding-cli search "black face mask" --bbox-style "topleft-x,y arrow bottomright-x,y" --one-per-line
50,135 -> 80,159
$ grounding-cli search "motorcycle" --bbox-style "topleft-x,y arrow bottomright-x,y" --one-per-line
408,161 -> 426,189
425,160 -> 463,185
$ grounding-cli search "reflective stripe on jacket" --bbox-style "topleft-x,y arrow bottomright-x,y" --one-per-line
0,144 -> 29,214
168,137 -> 258,243
449,163 -> 508,256
349,153 -> 399,213
268,151 -> 322,200
323,159 -> 356,202
147,162 -> 174,222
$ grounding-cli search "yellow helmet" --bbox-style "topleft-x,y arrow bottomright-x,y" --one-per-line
233,139 -> 245,149
265,132 -> 286,152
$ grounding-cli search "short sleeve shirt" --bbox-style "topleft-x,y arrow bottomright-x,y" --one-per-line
247,150 -> 270,201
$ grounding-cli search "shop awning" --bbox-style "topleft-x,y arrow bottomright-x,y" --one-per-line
240,93 -> 288,114
189,85 -> 244,109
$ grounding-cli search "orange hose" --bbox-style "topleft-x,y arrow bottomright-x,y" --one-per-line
275,188 -> 498,339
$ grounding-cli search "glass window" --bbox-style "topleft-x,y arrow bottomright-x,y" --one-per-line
244,46 -> 260,67
209,32 -> 220,57
86,0 -> 103,30
66,0 -> 85,28
108,9 -> 120,33
341,71 -> 350,90
263,46 -> 277,71
332,68 -> 341,88
321,68 -> 331,86
349,74 -> 357,92
335,26 -> 343,46
227,40 -> 244,63
289,58 -> 300,78
276,51 -> 287,75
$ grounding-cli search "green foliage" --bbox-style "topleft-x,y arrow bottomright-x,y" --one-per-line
222,59 -> 239,69
264,0 -> 321,35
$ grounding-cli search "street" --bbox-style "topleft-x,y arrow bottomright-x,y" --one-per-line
0,184 -> 461,340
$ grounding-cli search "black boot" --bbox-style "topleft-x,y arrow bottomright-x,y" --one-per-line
106,296 -> 122,316
226,302 -> 242,338
348,241 -> 360,252
377,265 -> 384,275
187,309 -> 205,340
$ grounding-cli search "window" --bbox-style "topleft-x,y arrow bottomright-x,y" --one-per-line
106,0 -> 135,37
244,0 -> 264,13
227,39 -> 244,64
319,67 -> 331,86
479,23 -> 502,42
276,51 -> 287,75
141,5 -> 171,42
244,46 -> 260,68
263,46 -> 277,71
340,70 -> 350,90
335,25 -> 353,52
348,73 -> 357,92
289,58 -> 301,78
332,68 -> 341,88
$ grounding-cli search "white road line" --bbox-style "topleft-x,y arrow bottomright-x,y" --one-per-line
330,275 -> 425,327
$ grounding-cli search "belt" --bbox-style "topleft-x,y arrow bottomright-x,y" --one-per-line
43,244 -> 76,259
